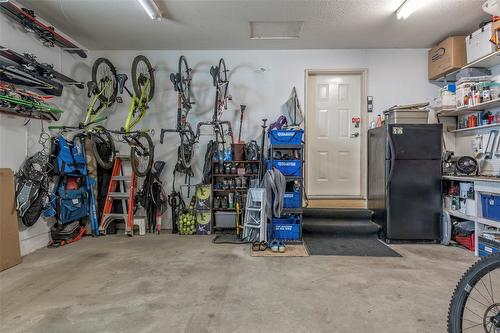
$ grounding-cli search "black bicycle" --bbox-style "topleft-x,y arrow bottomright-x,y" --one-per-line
160,55 -> 196,172
448,253 -> 500,332
195,58 -> 234,163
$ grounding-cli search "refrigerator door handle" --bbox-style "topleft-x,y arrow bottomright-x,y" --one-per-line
387,131 -> 396,188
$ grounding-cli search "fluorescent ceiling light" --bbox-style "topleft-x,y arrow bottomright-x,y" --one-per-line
249,21 -> 303,40
396,0 -> 431,19
136,0 -> 162,20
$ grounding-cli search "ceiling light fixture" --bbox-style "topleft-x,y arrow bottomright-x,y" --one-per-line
396,0 -> 430,19
136,0 -> 162,20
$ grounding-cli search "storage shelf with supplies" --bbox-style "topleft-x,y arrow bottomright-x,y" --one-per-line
450,122 -> 500,133
433,51 -> 500,82
437,98 -> 500,117
443,178 -> 500,256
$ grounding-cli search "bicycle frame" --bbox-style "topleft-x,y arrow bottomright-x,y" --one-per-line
123,78 -> 151,133
83,79 -> 113,126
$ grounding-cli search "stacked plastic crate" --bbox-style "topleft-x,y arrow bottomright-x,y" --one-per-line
267,129 -> 304,242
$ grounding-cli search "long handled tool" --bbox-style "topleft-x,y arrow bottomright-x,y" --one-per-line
237,104 -> 246,144
258,118 -> 268,183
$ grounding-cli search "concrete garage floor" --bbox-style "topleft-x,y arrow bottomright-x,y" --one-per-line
0,234 -> 476,333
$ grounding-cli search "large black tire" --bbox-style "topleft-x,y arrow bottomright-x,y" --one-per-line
179,123 -> 195,168
447,253 -> 500,333
90,126 -> 115,169
178,55 -> 191,106
91,58 -> 117,105
218,58 -> 228,100
21,190 -> 45,227
131,132 -> 154,177
132,55 -> 155,102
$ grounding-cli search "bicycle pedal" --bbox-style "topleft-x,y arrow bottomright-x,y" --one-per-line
116,96 -> 123,104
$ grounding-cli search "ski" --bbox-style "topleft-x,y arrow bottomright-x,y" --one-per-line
0,1 -> 87,58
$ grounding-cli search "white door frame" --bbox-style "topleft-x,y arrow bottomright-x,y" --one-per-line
304,69 -> 368,199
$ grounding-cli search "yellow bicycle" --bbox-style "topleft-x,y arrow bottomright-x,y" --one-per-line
49,57 -> 118,169
110,55 -> 155,177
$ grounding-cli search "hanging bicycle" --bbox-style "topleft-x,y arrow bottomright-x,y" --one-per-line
160,55 -> 196,173
109,55 -> 155,177
48,57 -> 118,169
195,58 -> 234,163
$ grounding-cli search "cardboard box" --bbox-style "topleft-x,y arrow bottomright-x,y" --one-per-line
0,169 -> 21,271
428,36 -> 467,80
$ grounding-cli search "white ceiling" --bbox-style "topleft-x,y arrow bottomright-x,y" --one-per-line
16,0 -> 489,50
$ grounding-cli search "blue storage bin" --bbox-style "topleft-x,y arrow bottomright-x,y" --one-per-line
266,159 -> 302,177
481,194 -> 500,221
267,216 -> 301,240
284,191 -> 301,208
269,129 -> 303,145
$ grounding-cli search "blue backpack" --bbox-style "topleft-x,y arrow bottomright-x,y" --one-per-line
45,135 -> 89,225
54,135 -> 87,176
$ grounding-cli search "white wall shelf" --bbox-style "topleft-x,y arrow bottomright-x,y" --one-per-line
433,51 -> 500,82
443,177 -> 500,256
450,123 -> 500,133
436,98 -> 500,117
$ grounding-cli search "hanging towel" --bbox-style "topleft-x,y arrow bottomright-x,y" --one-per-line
285,86 -> 303,126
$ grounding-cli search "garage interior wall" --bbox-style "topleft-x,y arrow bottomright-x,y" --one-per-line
2,10 -> 442,254
91,49 -> 440,216
0,14 -> 90,255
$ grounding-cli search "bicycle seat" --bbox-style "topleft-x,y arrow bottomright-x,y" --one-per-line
210,66 -> 218,86
116,74 -> 128,94
86,81 -> 97,98
170,73 -> 181,91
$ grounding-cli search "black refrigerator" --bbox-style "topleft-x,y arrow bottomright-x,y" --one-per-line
368,124 -> 442,242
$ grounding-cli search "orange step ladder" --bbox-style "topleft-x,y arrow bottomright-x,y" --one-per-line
99,155 -> 137,236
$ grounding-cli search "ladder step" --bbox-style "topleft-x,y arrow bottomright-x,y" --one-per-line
246,207 -> 261,211
243,224 -> 261,229
103,213 -> 128,219
116,154 -> 130,160
113,176 -> 131,181
109,192 -> 131,198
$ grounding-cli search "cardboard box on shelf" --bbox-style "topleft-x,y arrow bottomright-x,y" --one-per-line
0,169 -> 21,271
428,36 -> 467,80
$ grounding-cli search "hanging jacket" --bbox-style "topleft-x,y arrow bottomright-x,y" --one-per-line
262,168 -> 286,219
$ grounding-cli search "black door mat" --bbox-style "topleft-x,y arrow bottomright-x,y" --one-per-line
302,215 -> 401,257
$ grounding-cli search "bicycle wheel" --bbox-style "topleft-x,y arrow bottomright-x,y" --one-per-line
179,123 -> 195,168
90,126 -> 115,169
214,122 -> 225,164
91,58 -> 117,105
448,253 -> 500,333
131,132 -> 154,177
178,55 -> 191,106
132,55 -> 155,102
218,58 -> 228,100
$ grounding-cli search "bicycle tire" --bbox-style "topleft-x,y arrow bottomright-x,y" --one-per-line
132,55 -> 155,102
131,132 -> 154,177
90,126 -> 115,169
91,58 -> 117,105
178,55 -> 191,106
179,123 -> 195,168
218,58 -> 228,100
214,122 -> 225,164
447,253 -> 500,333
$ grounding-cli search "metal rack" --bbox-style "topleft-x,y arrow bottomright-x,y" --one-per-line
268,143 -> 304,241
211,160 -> 259,229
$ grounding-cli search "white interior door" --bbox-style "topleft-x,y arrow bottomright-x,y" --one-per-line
306,73 -> 362,198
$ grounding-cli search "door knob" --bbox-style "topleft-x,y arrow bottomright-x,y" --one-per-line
350,132 -> 360,138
